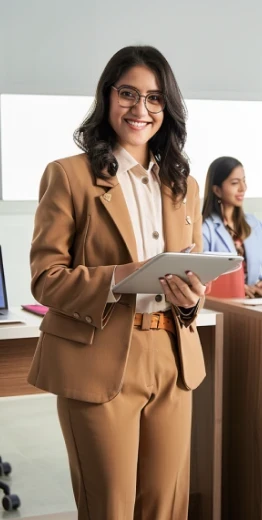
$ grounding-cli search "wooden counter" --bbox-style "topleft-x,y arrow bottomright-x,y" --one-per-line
205,297 -> 262,520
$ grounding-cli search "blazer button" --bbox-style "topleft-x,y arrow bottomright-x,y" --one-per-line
155,294 -> 163,302
73,312 -> 80,319
85,316 -> 93,324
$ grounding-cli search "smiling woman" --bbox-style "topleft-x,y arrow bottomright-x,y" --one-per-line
27,45 -> 206,520
202,156 -> 262,298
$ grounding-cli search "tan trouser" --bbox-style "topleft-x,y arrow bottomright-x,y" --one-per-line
57,327 -> 192,520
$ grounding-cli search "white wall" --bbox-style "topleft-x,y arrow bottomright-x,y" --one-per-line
1,0 -> 262,100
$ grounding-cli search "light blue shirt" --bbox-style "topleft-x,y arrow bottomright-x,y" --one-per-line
202,213 -> 262,285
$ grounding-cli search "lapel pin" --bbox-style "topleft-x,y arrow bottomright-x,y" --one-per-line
186,215 -> 191,225
103,193 -> 112,202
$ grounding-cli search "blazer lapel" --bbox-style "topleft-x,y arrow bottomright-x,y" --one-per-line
161,184 -> 186,252
97,177 -> 138,262
212,216 -> 236,251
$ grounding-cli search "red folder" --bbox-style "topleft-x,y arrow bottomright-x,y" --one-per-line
22,304 -> 49,316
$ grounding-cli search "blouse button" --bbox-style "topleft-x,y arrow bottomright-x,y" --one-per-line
155,294 -> 163,302
152,231 -> 159,239
142,176 -> 149,184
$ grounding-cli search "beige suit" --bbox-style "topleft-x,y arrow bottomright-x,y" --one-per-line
28,153 -> 206,519
28,153 -> 205,400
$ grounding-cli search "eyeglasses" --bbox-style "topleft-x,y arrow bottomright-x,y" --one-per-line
111,85 -> 166,114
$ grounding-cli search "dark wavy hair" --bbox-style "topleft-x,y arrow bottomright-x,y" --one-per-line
73,45 -> 190,200
202,156 -> 251,239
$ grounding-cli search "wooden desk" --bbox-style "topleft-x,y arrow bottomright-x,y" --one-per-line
0,309 -> 43,396
0,307 -> 223,520
205,297 -> 262,520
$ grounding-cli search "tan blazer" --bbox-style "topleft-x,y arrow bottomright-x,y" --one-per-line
28,153 -> 206,402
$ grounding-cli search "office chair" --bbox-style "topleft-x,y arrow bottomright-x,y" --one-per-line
0,456 -> 21,511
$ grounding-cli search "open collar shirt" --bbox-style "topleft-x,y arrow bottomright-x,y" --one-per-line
112,144 -> 170,313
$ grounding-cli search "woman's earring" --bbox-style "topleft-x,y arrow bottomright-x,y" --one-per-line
217,198 -> 221,204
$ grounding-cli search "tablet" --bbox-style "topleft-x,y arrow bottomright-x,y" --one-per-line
113,252 -> 244,294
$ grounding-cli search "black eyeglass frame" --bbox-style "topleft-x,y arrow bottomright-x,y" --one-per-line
111,85 -> 166,114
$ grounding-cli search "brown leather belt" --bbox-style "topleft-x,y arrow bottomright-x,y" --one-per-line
134,312 -> 175,335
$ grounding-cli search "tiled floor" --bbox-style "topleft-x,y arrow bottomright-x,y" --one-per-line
0,393 -> 76,519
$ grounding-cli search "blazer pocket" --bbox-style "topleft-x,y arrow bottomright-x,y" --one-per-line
40,310 -> 95,345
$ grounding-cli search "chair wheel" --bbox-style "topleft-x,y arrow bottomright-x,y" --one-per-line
2,493 -> 21,511
0,462 -> 12,476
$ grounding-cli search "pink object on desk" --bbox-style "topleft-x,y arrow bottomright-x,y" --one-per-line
207,263 -> 245,298
22,304 -> 49,316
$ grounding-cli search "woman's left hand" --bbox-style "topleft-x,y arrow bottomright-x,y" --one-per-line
245,283 -> 262,298
159,271 -> 206,308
